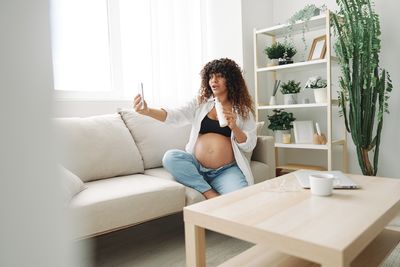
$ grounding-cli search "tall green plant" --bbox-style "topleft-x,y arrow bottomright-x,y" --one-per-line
332,0 -> 393,176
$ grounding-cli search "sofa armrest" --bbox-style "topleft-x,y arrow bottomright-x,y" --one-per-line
251,135 -> 275,179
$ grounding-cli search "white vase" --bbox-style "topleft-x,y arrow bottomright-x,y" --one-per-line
313,87 -> 327,103
274,130 -> 291,143
283,93 -> 297,105
269,96 -> 277,105
267,58 -> 279,67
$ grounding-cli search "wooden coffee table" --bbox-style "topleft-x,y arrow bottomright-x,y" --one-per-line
184,172 -> 400,267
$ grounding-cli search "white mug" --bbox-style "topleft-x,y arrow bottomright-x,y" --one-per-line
309,173 -> 339,196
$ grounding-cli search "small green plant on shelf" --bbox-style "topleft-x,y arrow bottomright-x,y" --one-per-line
279,43 -> 297,65
305,76 -> 327,104
264,42 -> 286,60
280,80 -> 301,94
267,109 -> 296,131
305,76 -> 327,89
285,4 -> 327,61
264,42 -> 297,66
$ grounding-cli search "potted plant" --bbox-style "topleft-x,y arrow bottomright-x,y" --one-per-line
267,109 -> 296,143
305,76 -> 328,103
264,42 -> 285,66
332,0 -> 393,176
279,43 -> 297,65
280,80 -> 301,105
285,4 -> 327,61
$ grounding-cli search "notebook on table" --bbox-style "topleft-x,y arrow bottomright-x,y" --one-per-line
294,170 -> 360,189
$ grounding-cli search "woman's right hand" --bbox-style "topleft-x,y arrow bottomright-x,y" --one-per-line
133,94 -> 149,115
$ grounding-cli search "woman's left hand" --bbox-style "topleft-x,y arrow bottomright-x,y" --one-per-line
223,108 -> 238,130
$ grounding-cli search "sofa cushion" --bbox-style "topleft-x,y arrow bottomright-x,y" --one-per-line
244,121 -> 265,162
119,110 -> 191,169
250,160 -> 271,184
69,174 -> 186,238
59,165 -> 86,203
144,168 -> 205,205
55,114 -> 144,182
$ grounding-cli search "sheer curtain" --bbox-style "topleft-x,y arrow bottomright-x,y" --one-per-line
51,0 -> 204,107
51,0 -> 112,92
120,0 -> 204,107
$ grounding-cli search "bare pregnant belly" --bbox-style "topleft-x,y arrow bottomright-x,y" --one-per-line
194,133 -> 235,169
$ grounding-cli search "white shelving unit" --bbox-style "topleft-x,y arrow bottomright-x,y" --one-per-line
253,10 -> 348,173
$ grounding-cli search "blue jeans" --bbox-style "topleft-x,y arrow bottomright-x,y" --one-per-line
162,149 -> 248,194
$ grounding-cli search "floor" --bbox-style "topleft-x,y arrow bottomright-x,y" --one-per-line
78,213 -> 251,267
77,212 -> 400,267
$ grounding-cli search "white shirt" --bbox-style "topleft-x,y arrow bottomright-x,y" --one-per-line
163,97 -> 257,185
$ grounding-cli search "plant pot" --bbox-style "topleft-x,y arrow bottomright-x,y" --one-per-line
283,93 -> 298,105
269,96 -> 277,105
313,87 -> 327,103
267,58 -> 279,67
274,130 -> 291,143
278,58 -> 294,65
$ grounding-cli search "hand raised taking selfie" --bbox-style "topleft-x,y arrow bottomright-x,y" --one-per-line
133,94 -> 149,115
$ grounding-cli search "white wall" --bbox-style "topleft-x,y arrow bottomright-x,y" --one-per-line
373,0 -> 400,178
241,0 -> 274,100
204,0 -> 244,65
0,1 -> 88,267
271,0 -> 400,178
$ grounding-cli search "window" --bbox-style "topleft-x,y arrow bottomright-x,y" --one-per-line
51,0 -> 112,93
51,0 -> 204,107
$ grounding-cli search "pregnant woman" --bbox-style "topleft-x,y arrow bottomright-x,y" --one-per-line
133,58 -> 256,199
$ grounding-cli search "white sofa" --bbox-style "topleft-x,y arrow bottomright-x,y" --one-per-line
55,110 -> 275,239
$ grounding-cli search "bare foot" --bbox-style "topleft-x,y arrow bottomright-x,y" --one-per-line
202,189 -> 219,199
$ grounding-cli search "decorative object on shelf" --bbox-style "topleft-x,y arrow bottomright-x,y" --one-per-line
313,122 -> 327,145
308,35 -> 327,60
279,43 -> 297,65
280,80 -> 301,105
305,76 -> 328,103
293,120 -> 314,144
285,4 -> 327,61
269,80 -> 281,105
267,109 -> 296,143
264,42 -> 296,66
332,0 -> 393,176
282,133 -> 292,144
264,42 -> 285,66
313,133 -> 327,145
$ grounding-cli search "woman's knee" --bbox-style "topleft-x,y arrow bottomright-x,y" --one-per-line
212,167 -> 248,195
219,178 -> 248,194
162,149 -> 191,168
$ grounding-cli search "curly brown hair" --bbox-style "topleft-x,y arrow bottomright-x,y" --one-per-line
198,58 -> 255,120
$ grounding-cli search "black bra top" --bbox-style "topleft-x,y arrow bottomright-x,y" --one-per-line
199,114 -> 231,137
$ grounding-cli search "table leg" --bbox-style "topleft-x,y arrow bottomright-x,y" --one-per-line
185,222 -> 206,267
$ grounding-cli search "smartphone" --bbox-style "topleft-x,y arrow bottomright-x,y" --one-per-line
138,82 -> 144,109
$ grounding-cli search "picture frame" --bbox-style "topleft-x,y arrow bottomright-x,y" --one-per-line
308,35 -> 327,61
293,121 -> 315,144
